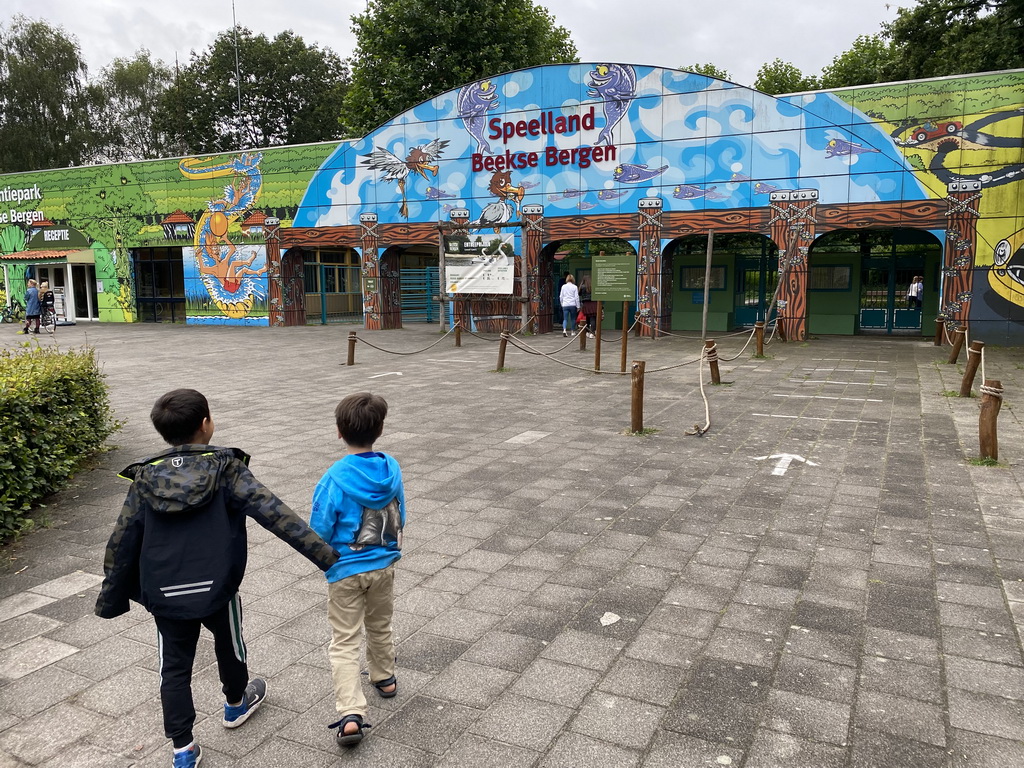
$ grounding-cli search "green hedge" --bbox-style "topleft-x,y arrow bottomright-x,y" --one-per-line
0,344 -> 119,539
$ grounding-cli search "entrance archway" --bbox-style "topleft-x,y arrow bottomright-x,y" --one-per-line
809,229 -> 942,335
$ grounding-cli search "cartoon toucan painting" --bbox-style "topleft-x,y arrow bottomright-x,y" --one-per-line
362,139 -> 451,218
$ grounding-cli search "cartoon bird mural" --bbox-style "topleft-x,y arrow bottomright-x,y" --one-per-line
474,170 -> 525,232
362,139 -> 451,218
587,64 -> 637,146
825,138 -> 881,158
458,80 -> 500,155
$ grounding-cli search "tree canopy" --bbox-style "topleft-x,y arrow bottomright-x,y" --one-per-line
0,16 -> 96,173
753,59 -> 819,95
679,63 -> 732,81
157,28 -> 350,155
91,51 -> 173,162
343,0 -> 579,136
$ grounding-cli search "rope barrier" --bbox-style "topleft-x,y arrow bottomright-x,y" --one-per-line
684,346 -> 713,436
354,325 -> 458,355
979,383 -> 1003,399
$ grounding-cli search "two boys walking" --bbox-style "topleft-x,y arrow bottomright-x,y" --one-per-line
95,389 -> 405,766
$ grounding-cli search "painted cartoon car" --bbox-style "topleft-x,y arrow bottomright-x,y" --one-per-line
911,121 -> 962,142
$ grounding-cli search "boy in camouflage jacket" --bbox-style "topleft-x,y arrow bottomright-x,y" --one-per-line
96,388 -> 339,768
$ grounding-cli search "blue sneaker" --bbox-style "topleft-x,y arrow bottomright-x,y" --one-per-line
223,678 -> 267,728
172,743 -> 202,767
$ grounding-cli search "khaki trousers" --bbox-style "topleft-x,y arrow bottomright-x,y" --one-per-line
326,564 -> 396,717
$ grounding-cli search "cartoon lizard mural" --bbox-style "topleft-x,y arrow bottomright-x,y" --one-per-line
179,152 -> 266,319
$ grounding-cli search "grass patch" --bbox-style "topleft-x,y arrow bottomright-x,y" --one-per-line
940,390 -> 960,397
623,427 -> 660,436
968,457 -> 1002,467
492,367 -> 513,373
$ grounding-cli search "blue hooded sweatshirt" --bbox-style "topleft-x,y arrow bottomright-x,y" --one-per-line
310,451 -> 405,583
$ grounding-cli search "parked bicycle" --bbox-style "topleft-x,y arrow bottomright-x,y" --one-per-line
1,298 -> 25,324
40,305 -> 57,335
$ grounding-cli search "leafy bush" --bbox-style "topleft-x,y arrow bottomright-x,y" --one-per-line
0,344 -> 119,539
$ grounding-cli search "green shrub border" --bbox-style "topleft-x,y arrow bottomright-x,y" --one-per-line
1,343 -> 120,539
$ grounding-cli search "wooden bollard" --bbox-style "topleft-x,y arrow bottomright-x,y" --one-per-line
455,322 -> 462,347
777,322 -> 787,343
979,379 -> 1003,460
630,360 -> 645,433
579,326 -> 587,351
497,332 -> 508,370
755,321 -> 764,357
947,328 -> 966,364
959,340 -> 985,397
933,317 -> 944,346
620,303 -> 629,373
346,330 -> 357,366
594,320 -> 602,372
705,339 -> 721,384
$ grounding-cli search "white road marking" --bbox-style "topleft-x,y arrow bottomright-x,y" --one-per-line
753,453 -> 820,476
773,394 -> 883,402
753,413 -> 877,424
369,372 -> 403,378
790,380 -> 879,385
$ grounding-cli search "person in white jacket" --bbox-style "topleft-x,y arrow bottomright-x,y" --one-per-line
559,274 -> 581,337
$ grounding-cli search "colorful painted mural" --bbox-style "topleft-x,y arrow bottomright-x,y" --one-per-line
0,65 -> 1021,342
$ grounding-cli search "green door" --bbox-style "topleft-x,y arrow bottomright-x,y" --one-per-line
735,254 -> 778,326
859,256 -> 922,332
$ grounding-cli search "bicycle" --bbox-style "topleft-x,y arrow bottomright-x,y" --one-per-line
40,306 -> 57,335
1,299 -> 25,324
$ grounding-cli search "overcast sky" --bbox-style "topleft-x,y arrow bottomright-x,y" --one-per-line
13,0 -> 901,87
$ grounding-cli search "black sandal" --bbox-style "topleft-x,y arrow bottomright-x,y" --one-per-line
329,714 -> 371,747
372,674 -> 398,698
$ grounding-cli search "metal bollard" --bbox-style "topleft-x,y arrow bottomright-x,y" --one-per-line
630,360 -> 646,433
346,331 -> 357,366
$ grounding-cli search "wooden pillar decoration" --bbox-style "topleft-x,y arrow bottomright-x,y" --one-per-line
379,247 -> 402,330
941,180 -> 982,332
264,216 -> 284,327
767,189 -> 817,342
522,204 -> 546,334
447,208 -> 471,332
636,197 -> 663,338
359,213 -> 382,331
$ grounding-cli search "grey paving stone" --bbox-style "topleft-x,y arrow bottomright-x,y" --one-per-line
850,727 -> 948,768
859,655 -> 942,703
371,695 -> 481,756
642,604 -> 719,640
950,728 -> 1024,768
459,630 -> 546,673
484,566 -> 551,593
945,654 -> 1024,700
540,629 -> 623,672
793,599 -> 863,636
625,628 -> 701,669
948,686 -> 1024,742
783,626 -> 859,666
941,625 -> 1023,666
719,602 -> 790,636
569,691 -> 664,749
863,626 -> 940,665
662,582 -> 732,612
266,662 -> 335,713
420,607 -> 502,643
538,732 -> 641,768
468,691 -> 573,752
773,653 -> 857,705
0,593 -> 56,622
76,665 -> 160,717
596,656 -> 686,707
0,612 -> 63,651
855,690 -> 945,746
760,689 -> 851,745
732,581 -> 800,610
0,636 -> 79,680
0,702 -> 112,764
639,731 -> 744,768
510,658 -> 601,708
397,632 -> 471,675
439,733 -> 541,768
423,660 -> 516,709
743,727 -> 847,768
939,601 -> 1016,633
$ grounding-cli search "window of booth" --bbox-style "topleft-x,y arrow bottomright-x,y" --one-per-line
133,247 -> 186,323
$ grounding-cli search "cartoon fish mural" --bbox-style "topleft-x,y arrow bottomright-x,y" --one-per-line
548,193 -> 563,202
730,173 -> 752,182
597,189 -> 629,201
587,64 -> 637,147
672,184 -> 727,200
457,80 -> 500,155
753,182 -> 782,195
521,180 -> 540,189
560,188 -> 586,198
441,203 -> 455,217
825,138 -> 882,158
424,186 -> 456,200
613,163 -> 668,184
576,201 -> 597,210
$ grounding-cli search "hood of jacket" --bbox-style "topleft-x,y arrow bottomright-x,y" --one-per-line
120,445 -> 249,514
327,452 -> 403,507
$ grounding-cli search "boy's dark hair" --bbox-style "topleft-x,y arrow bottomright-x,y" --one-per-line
335,392 -> 387,447
151,389 -> 210,445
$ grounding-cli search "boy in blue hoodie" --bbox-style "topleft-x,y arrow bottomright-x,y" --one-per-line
310,392 -> 406,747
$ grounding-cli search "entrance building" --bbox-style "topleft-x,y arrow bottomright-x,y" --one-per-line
1,67 -> 1023,343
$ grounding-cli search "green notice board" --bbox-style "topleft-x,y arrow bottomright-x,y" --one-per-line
593,252 -> 636,302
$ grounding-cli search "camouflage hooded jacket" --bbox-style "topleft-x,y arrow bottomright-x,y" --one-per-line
95,445 -> 339,620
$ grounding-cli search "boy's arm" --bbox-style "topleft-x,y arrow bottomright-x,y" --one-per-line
94,488 -> 144,618
229,461 -> 340,571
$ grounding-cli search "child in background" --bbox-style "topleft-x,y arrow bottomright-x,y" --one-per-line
311,392 -> 406,747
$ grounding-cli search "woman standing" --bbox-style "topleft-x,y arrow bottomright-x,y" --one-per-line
20,279 -> 39,334
558,274 -> 581,337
